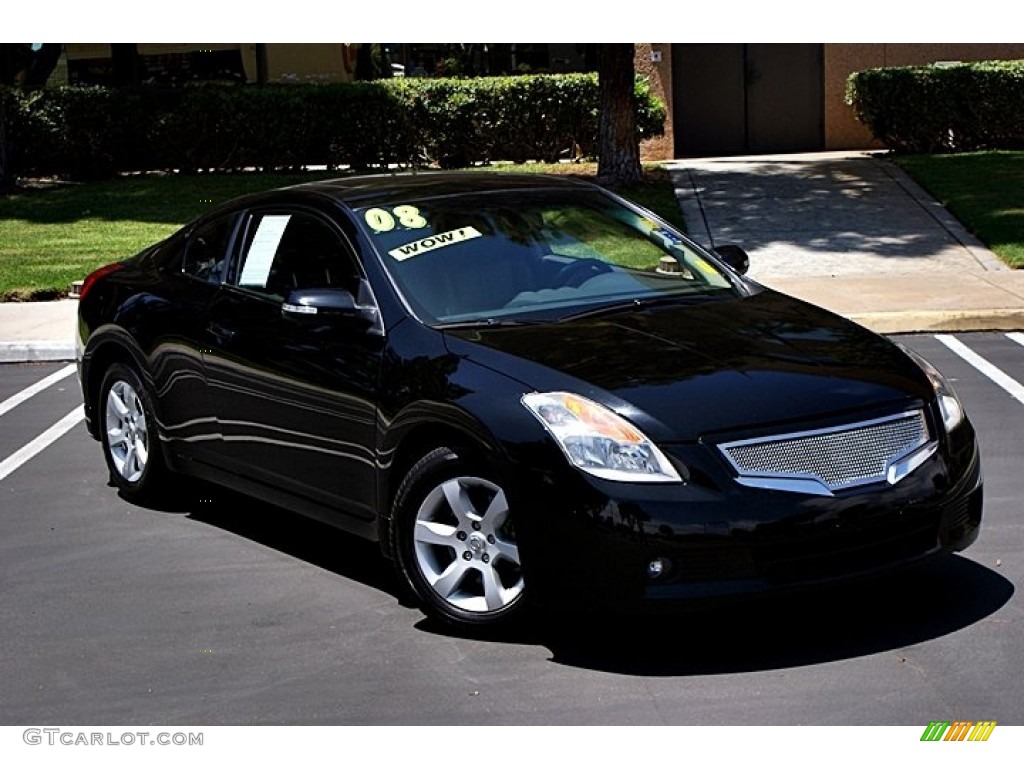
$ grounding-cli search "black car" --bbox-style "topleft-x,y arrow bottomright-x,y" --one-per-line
77,172 -> 982,629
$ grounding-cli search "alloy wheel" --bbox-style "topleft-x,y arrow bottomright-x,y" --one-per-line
105,379 -> 150,484
412,475 -> 524,614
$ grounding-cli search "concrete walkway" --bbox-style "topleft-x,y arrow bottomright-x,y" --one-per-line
0,300 -> 77,363
2,151 -> 1023,363
667,151 -> 1024,332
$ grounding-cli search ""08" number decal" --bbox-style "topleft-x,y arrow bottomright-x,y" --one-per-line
364,206 -> 428,233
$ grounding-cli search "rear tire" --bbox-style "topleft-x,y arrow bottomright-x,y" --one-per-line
98,363 -> 169,501
393,447 -> 526,628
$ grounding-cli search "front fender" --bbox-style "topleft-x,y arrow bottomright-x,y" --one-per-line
374,343 -> 559,558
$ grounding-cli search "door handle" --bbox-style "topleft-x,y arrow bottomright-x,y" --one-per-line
207,322 -> 237,344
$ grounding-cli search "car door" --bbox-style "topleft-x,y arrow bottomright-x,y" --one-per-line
202,206 -> 384,522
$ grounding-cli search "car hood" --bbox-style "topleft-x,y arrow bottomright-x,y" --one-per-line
441,290 -> 933,441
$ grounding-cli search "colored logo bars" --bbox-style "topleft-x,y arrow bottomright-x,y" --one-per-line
921,721 -> 997,742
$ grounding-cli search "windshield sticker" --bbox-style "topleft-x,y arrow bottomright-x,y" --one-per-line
239,214 -> 291,287
653,228 -> 684,247
694,258 -> 720,277
388,226 -> 482,261
364,205 -> 429,234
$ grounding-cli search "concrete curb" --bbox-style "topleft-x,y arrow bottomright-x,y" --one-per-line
0,341 -> 77,363
847,309 -> 1024,335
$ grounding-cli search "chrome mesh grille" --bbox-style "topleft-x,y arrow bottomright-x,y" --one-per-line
720,410 -> 930,492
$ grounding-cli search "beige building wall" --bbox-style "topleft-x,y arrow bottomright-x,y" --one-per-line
825,43 -> 1024,149
66,43 -> 360,85
65,44 -> 113,59
240,44 -> 357,84
634,43 -> 675,161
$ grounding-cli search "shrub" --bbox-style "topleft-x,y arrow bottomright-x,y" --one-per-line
1,73 -> 665,179
846,59 -> 1024,153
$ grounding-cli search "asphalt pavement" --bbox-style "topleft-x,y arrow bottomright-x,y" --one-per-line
1,150 -> 1023,364
2,332 -> 1023,725
4,152 -> 1024,729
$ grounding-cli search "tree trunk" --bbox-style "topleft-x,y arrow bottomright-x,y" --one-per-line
0,44 -> 27,85
596,43 -> 642,187
0,95 -> 11,193
23,44 -> 63,88
355,44 -> 374,81
110,44 -> 141,87
1,46 -> 22,191
255,44 -> 269,85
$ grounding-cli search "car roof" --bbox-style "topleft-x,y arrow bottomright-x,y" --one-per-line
282,171 -> 601,207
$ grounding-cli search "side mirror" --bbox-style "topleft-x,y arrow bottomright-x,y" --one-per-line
713,244 -> 750,275
282,287 -> 380,331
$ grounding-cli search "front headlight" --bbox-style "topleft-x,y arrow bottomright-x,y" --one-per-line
522,392 -> 682,483
898,344 -> 965,432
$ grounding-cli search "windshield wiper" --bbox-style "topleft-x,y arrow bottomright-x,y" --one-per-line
556,294 -> 702,323
434,317 -> 547,330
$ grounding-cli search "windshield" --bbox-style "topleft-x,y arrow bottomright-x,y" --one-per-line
355,188 -> 738,326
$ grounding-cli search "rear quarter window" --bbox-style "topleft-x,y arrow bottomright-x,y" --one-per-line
181,214 -> 239,283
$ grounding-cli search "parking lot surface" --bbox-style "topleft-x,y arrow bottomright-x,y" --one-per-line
2,332 -> 1022,725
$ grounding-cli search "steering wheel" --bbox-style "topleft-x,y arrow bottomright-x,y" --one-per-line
554,258 -> 613,288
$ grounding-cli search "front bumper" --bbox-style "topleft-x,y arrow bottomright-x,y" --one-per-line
514,417 -> 982,614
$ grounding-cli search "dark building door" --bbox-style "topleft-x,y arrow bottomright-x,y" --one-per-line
672,44 -> 824,156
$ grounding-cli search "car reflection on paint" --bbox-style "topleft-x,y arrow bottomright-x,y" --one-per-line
76,172 -> 983,629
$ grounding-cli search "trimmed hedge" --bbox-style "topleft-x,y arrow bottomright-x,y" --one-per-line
1,74 -> 665,179
846,59 -> 1024,153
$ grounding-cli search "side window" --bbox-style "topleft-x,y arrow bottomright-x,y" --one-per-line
182,214 -> 237,283
232,212 -> 359,300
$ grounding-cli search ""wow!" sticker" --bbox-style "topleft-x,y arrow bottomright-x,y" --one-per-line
388,227 -> 483,261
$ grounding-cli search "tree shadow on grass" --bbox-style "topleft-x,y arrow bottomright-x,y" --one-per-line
3,170 -> 349,225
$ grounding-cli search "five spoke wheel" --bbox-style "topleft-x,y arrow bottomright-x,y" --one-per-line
413,476 -> 523,614
105,379 -> 150,483
394,447 -> 526,627
98,363 -> 168,500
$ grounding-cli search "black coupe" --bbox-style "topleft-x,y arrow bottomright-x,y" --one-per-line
77,172 -> 982,628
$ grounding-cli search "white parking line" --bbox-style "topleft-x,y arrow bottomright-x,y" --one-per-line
935,334 -> 1024,407
0,363 -> 76,418
1009,332 -> 1024,349
0,405 -> 85,482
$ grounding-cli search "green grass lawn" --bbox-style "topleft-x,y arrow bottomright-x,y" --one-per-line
0,171 -> 340,300
894,151 -> 1024,269
469,161 -> 687,232
4,153 -> 1019,301
0,163 -> 684,301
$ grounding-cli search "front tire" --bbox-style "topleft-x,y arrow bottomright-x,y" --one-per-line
98,362 -> 169,500
393,447 -> 526,628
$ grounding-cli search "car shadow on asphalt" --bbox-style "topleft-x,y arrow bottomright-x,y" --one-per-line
123,482 -> 1013,676
406,553 -> 1013,675
534,555 -> 1013,676
123,479 -> 405,603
